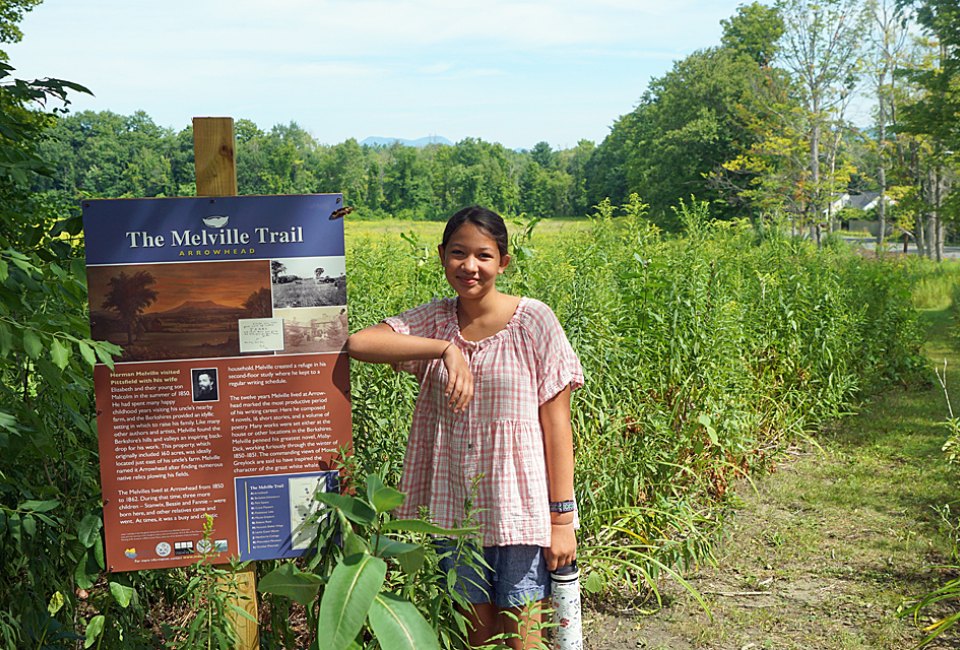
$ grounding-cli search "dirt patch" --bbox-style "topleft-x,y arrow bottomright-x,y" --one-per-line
582,445 -> 958,649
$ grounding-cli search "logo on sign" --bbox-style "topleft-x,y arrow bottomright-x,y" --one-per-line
202,215 -> 229,228
174,541 -> 194,556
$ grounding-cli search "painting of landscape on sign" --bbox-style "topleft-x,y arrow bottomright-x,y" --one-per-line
87,261 -> 271,361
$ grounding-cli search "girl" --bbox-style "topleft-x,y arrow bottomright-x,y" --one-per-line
348,206 -> 583,649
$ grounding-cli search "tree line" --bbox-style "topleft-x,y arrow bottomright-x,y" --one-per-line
35,113 -> 597,224
29,0 -> 960,258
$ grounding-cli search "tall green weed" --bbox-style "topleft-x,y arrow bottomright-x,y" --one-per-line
346,201 -> 925,602
907,258 -> 960,311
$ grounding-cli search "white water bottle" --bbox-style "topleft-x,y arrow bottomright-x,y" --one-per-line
550,561 -> 583,650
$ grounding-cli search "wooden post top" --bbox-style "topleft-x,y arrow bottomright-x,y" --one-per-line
193,117 -> 239,197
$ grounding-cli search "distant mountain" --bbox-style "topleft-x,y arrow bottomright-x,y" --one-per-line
361,136 -> 453,148
152,300 -> 244,317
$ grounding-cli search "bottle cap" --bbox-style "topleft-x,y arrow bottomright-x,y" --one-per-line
552,560 -> 578,577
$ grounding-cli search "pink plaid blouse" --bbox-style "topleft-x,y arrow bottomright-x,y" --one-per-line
384,297 -> 583,547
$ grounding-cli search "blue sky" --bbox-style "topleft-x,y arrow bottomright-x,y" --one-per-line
8,0 -> 753,150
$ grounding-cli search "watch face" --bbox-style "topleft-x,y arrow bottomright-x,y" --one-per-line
155,542 -> 172,558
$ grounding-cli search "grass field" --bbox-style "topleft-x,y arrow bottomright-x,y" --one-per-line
584,305 -> 960,649
345,216 -> 589,241
272,278 -> 347,308
344,214 -> 928,605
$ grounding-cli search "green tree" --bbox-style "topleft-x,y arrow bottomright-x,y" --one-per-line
586,3 -> 787,225
584,109 -> 640,209
861,0 -> 912,247
720,95 -> 814,230
530,141 -> 554,168
0,55 -> 124,648
895,0 -> 960,259
320,138 -> 368,206
237,121 -> 320,194
38,110 -> 185,198
0,0 -> 40,59
896,0 -> 960,149
519,160 -> 573,217
776,0 -> 868,226
721,0 -> 785,66
557,139 -> 595,216
381,142 -> 434,217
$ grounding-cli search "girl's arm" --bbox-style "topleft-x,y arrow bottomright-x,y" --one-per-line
540,385 -> 576,571
347,323 -> 474,412
348,323 -> 448,363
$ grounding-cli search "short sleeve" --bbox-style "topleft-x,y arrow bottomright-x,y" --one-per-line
382,299 -> 448,376
527,300 -> 584,404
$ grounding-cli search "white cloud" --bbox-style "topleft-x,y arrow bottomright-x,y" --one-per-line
413,63 -> 506,80
419,63 -> 455,75
7,0 -> 749,148
42,0 -> 721,57
219,0 -> 621,47
268,61 -> 383,79
14,0 -> 736,75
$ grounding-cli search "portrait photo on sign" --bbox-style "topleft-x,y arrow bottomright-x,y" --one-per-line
270,257 -> 346,309
191,368 -> 219,402
87,260 -> 272,362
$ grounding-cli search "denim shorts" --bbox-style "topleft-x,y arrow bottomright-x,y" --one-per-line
435,539 -> 551,608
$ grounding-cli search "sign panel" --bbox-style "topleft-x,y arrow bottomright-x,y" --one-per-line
83,194 -> 351,571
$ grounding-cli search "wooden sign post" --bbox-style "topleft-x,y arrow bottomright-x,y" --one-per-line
192,116 -> 260,650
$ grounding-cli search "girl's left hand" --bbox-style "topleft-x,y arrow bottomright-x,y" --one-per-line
544,523 -> 577,572
441,344 -> 474,412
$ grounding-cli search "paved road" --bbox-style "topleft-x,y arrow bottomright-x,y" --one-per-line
841,237 -> 960,259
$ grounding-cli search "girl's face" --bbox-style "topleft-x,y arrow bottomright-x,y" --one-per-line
438,222 -> 510,300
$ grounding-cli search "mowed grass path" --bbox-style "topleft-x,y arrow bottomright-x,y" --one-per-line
585,307 -> 960,649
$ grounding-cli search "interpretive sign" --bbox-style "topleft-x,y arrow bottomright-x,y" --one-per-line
83,194 -> 352,572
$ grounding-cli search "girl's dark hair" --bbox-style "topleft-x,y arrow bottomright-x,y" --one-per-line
441,206 -> 509,256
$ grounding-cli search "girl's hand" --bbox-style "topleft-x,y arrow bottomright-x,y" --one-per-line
442,344 -> 473,412
544,522 -> 577,572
